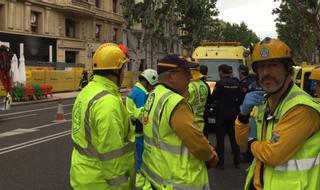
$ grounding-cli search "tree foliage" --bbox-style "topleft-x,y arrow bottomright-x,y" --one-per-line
122,0 -> 219,53
174,0 -> 219,52
273,0 -> 320,63
122,0 -> 261,53
214,21 -> 260,47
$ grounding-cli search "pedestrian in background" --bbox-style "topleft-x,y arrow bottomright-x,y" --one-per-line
238,65 -> 259,163
199,64 -> 213,138
79,70 -> 89,90
140,54 -> 218,190
70,43 -> 135,190
200,64 -> 218,137
126,68 -> 158,172
236,38 -> 320,190
209,64 -> 241,169
238,65 -> 259,103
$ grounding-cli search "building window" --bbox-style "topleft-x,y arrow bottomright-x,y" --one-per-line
65,51 -> 77,63
31,11 -> 39,33
137,40 -> 140,50
112,27 -> 118,42
0,4 -> 5,30
95,24 -> 101,40
139,59 -> 145,71
113,0 -> 118,13
127,59 -> 133,71
66,19 -> 76,38
95,0 -> 101,8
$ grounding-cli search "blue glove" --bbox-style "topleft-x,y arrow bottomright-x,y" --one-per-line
240,91 -> 266,115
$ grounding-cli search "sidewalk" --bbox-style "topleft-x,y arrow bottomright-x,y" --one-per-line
11,88 -> 131,107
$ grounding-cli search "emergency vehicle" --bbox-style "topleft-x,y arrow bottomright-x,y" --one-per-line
192,42 -> 249,126
192,42 -> 249,92
292,64 -> 319,98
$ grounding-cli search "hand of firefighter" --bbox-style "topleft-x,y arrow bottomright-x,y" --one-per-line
206,147 -> 219,169
240,91 -> 265,116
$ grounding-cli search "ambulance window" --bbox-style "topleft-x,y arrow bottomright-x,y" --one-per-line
296,70 -> 302,80
198,59 -> 242,81
303,72 -> 315,96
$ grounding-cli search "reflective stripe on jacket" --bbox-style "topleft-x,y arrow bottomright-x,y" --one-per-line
188,80 -> 209,131
142,84 -> 209,190
244,84 -> 320,190
126,82 -> 148,119
70,75 -> 135,190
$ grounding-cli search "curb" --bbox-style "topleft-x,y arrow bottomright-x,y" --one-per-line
11,96 -> 76,107
11,88 -> 131,107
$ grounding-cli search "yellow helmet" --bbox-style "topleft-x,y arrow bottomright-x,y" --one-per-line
309,66 -> 320,81
191,66 -> 204,80
92,43 -> 128,70
252,38 -> 293,71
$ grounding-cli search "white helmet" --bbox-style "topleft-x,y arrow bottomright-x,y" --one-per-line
140,69 -> 158,85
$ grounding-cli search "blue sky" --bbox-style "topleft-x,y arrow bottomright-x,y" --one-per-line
216,0 -> 281,39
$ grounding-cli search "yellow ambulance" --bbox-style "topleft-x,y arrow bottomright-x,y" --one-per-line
192,42 -> 249,92
292,63 -> 319,98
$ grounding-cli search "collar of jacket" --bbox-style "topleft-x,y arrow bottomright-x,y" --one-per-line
93,75 -> 120,94
135,82 -> 148,94
158,83 -> 181,95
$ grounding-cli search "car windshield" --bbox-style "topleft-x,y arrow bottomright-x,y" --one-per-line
198,59 -> 243,81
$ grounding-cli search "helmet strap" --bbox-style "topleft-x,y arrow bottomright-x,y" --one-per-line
112,65 -> 125,87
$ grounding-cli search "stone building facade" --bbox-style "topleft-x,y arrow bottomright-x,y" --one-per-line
0,0 -> 181,71
0,0 -> 124,70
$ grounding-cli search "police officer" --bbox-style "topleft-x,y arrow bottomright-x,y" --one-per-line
141,54 -> 218,189
70,43 -> 135,190
239,65 -> 259,103
235,38 -> 320,190
210,64 -> 241,169
238,65 -> 259,162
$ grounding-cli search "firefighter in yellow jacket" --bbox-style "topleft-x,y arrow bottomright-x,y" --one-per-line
187,59 -> 209,132
235,38 -> 320,190
140,54 -> 219,190
70,43 -> 135,190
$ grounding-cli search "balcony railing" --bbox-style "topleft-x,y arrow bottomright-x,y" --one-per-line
71,0 -> 91,10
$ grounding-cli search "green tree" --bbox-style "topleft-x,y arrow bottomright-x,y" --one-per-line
175,0 -> 219,53
209,21 -> 259,48
122,0 -> 219,54
273,0 -> 320,63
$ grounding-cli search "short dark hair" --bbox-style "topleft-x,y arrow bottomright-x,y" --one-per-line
218,64 -> 232,74
200,65 -> 208,75
138,75 -> 147,82
93,69 -> 118,76
239,65 -> 249,76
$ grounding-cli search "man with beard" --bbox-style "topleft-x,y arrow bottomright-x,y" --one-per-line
235,38 -> 320,190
